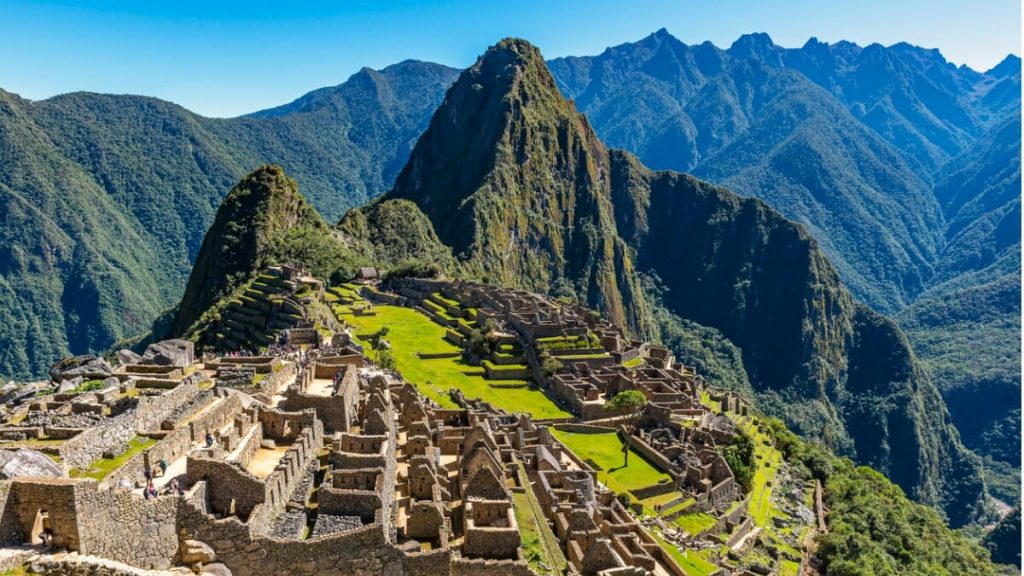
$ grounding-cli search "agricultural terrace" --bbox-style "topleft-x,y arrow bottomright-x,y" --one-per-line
334,296 -> 570,419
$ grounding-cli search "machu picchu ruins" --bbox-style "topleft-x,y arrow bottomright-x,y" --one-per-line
0,273 -> 822,576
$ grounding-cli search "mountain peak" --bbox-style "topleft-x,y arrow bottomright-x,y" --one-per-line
987,53 -> 1022,78
728,32 -> 782,63
170,164 -> 325,336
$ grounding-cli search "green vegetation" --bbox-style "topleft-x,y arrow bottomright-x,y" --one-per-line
763,417 -> 1000,575
551,429 -> 668,495
622,356 -> 644,368
982,506 -> 1021,568
721,431 -> 755,493
673,512 -> 717,536
0,61 -> 461,381
341,305 -> 569,418
69,436 -> 156,482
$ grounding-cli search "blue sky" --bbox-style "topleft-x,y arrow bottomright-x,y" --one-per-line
1,0 -> 1020,117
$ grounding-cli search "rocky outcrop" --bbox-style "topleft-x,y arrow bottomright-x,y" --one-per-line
116,349 -> 143,366
49,355 -> 112,383
142,340 -> 195,367
0,448 -> 62,478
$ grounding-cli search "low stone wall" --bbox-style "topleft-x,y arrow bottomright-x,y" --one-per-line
134,376 -> 201,432
631,480 -> 676,501
178,499 -> 409,576
450,556 -> 533,576
142,426 -> 193,479
724,516 -> 755,549
186,457 -> 265,520
188,393 -> 242,445
552,423 -> 616,434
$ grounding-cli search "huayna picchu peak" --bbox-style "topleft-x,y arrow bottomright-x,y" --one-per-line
0,12 -> 1018,576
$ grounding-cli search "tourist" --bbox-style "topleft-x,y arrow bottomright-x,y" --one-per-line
158,458 -> 169,476
143,481 -> 157,500
205,432 -> 214,448
166,478 -> 183,496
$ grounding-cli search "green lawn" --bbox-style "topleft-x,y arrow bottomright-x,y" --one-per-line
70,436 -> 156,481
551,429 -> 669,495
341,305 -> 570,419
673,512 -> 718,536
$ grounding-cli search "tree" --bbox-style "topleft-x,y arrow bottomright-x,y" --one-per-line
376,348 -> 396,371
539,351 -> 562,377
722,432 -> 755,492
605,390 -> 647,466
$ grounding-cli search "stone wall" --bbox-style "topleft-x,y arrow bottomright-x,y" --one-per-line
188,393 -> 242,445
178,498 -> 410,576
186,457 -> 265,520
450,556 -> 533,576
133,376 -> 201,433
5,479 -> 87,550
76,486 -> 180,569
60,413 -> 136,470
282,365 -> 358,433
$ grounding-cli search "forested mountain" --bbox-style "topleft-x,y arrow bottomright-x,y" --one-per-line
365,38 -> 986,527
548,30 -> 1021,492
0,61 -> 458,379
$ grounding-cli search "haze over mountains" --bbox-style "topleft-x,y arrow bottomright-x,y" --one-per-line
0,29 -> 1019,516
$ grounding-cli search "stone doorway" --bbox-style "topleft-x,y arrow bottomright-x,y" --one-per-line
30,509 -> 49,546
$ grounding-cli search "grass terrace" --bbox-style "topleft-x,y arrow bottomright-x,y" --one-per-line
69,436 -> 156,482
622,356 -> 644,368
338,304 -> 570,419
673,512 -> 718,536
551,429 -> 669,495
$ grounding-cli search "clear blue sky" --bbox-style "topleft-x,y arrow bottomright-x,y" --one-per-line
1,0 -> 1019,117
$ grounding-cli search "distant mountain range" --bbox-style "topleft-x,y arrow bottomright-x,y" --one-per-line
0,30 -> 1018,505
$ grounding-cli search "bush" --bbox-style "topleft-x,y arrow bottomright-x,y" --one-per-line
385,259 -> 442,280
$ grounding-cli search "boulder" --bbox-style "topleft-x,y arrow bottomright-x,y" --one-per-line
49,355 -> 112,382
180,539 -> 216,564
116,348 -> 143,366
57,377 -> 83,393
260,439 -> 277,450
201,563 -> 232,576
143,339 -> 195,367
0,448 -> 62,479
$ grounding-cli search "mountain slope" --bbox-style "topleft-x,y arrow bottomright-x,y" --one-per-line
171,164 -> 326,335
0,62 -> 458,379
365,38 -> 985,525
897,114 -> 1021,467
387,39 -> 650,334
